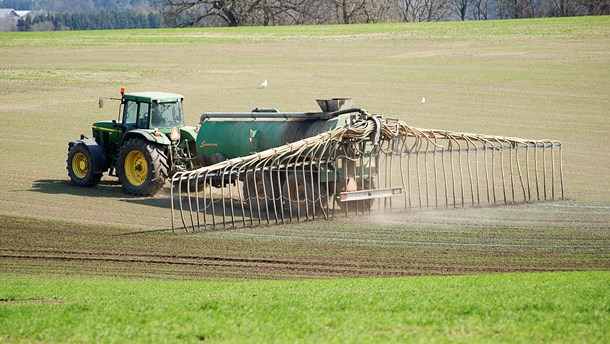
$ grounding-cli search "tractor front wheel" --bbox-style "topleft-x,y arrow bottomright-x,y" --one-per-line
117,138 -> 169,196
67,144 -> 102,187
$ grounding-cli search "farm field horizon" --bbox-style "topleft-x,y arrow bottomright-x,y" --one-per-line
1,16 -> 609,342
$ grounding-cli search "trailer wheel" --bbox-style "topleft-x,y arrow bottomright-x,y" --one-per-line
117,138 -> 169,196
243,171 -> 278,213
67,144 -> 102,187
282,173 -> 326,217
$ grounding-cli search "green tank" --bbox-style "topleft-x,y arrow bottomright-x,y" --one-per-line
196,99 -> 356,165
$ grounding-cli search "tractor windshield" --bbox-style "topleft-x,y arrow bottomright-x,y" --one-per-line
151,101 -> 184,128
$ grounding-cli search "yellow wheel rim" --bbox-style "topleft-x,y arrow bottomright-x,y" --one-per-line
124,150 -> 148,187
71,152 -> 89,179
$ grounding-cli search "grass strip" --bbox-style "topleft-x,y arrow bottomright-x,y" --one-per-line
0,271 -> 608,343
1,16 -> 608,47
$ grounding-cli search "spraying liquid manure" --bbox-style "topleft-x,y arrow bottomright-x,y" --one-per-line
171,99 -> 564,232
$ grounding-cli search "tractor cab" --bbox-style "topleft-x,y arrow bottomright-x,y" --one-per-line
89,91 -> 188,167
120,92 -> 185,131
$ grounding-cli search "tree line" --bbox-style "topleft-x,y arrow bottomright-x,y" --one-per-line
3,0 -> 163,31
1,0 -> 152,12
3,0 -> 608,32
16,9 -> 163,31
159,0 -> 609,27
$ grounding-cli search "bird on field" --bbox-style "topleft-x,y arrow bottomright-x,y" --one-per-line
420,96 -> 426,103
259,80 -> 268,89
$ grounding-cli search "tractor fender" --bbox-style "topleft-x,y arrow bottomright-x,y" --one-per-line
121,130 -> 171,146
68,138 -> 108,173
180,126 -> 198,142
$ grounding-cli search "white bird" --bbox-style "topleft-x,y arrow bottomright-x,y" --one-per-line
420,96 -> 426,103
259,80 -> 268,89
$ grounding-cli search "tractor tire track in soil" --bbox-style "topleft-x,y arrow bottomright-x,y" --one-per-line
0,248 -> 501,279
220,232 -> 609,250
2,243 -> 608,280
1,253 -> 580,280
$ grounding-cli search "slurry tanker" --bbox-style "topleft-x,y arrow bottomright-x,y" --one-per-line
67,89 -> 564,230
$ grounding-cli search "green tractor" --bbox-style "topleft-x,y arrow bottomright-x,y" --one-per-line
67,89 -> 200,196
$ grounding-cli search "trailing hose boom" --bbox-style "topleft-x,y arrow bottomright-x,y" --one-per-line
172,100 -> 564,232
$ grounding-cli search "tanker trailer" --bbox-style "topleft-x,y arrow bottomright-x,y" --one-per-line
192,99 -> 390,215
173,99 -> 564,231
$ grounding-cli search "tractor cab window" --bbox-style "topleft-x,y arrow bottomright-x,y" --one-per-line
123,101 -> 150,129
152,101 -> 184,128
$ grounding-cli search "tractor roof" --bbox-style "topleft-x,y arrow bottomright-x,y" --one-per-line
123,92 -> 183,103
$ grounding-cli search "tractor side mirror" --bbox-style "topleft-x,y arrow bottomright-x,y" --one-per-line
98,97 -> 104,109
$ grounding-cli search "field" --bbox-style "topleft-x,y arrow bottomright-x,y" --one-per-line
1,272 -> 608,343
0,16 -> 609,342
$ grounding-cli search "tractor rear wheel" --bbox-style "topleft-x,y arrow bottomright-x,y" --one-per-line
67,144 -> 102,187
117,138 -> 169,196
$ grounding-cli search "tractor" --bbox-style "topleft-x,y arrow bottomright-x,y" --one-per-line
67,89 -> 200,196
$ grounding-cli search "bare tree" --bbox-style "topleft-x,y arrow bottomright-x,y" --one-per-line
546,0 -> 608,16
159,0 -> 334,26
274,0 -> 333,25
496,0 -> 536,18
397,0 -> 451,22
325,0 -> 367,24
361,0 -> 398,23
588,0 -> 610,15
160,0 -> 280,27
471,0 -> 491,19
453,0 -> 470,20
158,0 -> 609,27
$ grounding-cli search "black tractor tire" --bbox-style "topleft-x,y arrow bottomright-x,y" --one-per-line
117,138 -> 169,196
67,143 -> 102,187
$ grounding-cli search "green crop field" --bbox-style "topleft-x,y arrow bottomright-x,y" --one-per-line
0,16 -> 609,342
1,271 -> 608,343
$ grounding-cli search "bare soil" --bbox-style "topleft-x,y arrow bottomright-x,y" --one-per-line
1,202 -> 608,280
